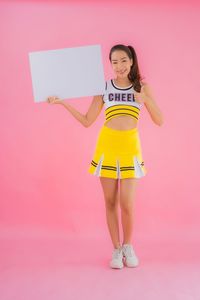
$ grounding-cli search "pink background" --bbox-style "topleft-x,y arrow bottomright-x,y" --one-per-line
0,0 -> 200,299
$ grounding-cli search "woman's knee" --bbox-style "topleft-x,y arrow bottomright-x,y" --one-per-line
99,177 -> 119,210
120,200 -> 133,214
105,195 -> 118,210
119,178 -> 138,212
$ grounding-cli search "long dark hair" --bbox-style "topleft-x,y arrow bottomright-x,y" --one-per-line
109,44 -> 145,92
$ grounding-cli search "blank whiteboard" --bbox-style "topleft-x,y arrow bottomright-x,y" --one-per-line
28,44 -> 105,103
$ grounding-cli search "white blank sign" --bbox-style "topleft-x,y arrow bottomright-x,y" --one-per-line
29,44 -> 105,102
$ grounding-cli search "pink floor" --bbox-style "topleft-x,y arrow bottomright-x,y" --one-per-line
1,233 -> 200,300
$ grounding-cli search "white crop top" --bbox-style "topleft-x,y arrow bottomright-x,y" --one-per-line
102,79 -> 143,125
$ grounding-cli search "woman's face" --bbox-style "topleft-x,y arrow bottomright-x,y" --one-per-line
110,50 -> 133,78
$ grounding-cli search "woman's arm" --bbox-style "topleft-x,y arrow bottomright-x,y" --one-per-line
60,95 -> 104,127
84,95 -> 104,127
61,101 -> 88,127
142,83 -> 164,126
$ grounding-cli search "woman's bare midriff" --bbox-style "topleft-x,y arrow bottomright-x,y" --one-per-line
104,116 -> 138,130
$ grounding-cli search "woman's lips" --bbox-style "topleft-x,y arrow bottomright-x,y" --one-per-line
118,69 -> 126,74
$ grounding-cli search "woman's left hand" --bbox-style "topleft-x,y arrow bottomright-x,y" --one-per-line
134,86 -> 147,104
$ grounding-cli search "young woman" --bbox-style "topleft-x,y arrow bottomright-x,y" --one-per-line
47,44 -> 164,269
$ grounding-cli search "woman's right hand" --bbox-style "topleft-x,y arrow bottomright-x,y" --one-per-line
46,96 -> 63,105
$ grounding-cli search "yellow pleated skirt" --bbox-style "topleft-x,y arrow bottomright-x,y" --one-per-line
88,125 -> 147,179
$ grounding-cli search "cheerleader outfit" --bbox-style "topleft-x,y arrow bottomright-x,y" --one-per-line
88,79 -> 147,179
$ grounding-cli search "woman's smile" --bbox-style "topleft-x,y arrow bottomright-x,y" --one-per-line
118,69 -> 127,74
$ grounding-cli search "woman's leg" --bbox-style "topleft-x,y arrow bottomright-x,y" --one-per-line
119,178 -> 138,245
99,177 -> 121,249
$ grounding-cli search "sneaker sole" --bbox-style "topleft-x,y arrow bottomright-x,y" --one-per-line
123,257 -> 139,267
110,262 -> 124,269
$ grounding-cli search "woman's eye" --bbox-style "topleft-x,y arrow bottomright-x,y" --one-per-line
113,60 -> 126,64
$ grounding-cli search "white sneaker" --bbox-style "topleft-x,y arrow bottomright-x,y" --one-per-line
122,244 -> 139,267
109,247 -> 124,269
